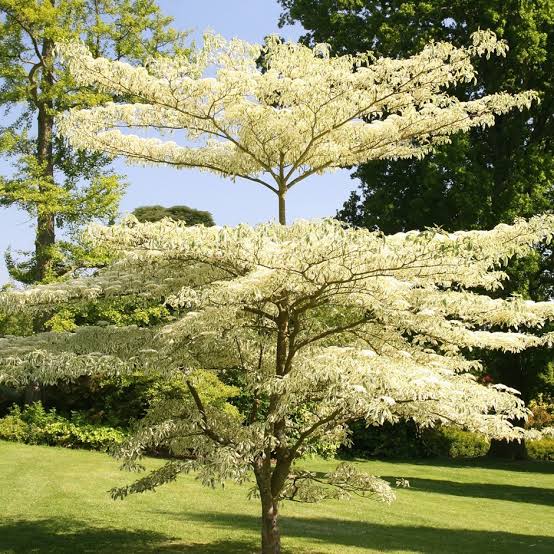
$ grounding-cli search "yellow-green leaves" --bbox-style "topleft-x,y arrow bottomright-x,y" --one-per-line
0,0 -> 187,283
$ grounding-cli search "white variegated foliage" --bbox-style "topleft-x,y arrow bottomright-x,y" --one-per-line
1,216 -> 553,503
55,31 -> 536,222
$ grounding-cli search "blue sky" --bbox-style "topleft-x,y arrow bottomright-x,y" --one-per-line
0,0 -> 356,284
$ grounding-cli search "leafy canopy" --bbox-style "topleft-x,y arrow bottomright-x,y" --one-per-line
132,205 -> 215,226
1,216 -> 554,502
278,0 -> 554,404
278,0 -> 554,232
55,30 -> 535,223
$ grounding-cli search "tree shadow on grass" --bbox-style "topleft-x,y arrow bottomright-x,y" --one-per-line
366,457 -> 554,474
380,476 -> 554,507
0,518 -> 256,554
290,468 -> 554,507
5,514 -> 553,554
157,511 -> 554,554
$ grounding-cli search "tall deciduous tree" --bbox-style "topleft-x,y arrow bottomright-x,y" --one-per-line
55,31 -> 534,225
0,32 -> 549,554
0,0 -> 187,284
1,216 -> 554,554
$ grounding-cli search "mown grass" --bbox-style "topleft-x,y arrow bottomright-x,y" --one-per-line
0,440 -> 553,553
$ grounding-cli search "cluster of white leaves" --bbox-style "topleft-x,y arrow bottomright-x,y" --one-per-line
55,30 -> 536,204
524,426 -> 554,441
0,325 -> 161,386
1,217 -> 553,501
2,28 -> 546,515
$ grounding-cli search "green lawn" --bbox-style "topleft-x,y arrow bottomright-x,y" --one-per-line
0,441 -> 553,553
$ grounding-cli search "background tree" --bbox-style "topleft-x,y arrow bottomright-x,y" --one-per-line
1,216 -> 554,554
55,31 -> 534,225
278,0 -> 554,232
279,1 -> 554,455
132,205 -> 215,226
0,0 -> 187,284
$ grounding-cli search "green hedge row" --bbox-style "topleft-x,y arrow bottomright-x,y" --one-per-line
345,420 -> 554,461
0,402 -> 126,451
426,426 -> 490,458
2,402 -> 553,461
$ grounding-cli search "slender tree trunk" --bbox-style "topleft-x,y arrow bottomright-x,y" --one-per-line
34,36 -> 56,283
25,35 -> 55,405
260,180 -> 290,551
35,211 -> 55,282
278,189 -> 286,226
261,492 -> 281,554
255,463 -> 282,554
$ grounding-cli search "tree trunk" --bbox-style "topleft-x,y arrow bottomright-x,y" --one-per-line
35,211 -> 55,282
25,35 -> 55,404
261,494 -> 281,554
278,190 -> 286,226
255,460 -> 282,554
34,36 -> 56,283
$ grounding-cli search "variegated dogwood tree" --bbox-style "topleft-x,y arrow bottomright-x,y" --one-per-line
1,31 -> 553,554
2,216 -> 554,553
54,30 -> 536,224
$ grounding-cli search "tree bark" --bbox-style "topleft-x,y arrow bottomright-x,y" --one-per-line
25,35 -> 55,404
255,463 -> 282,554
35,210 -> 55,282
34,36 -> 56,283
261,493 -> 281,554
278,190 -> 286,226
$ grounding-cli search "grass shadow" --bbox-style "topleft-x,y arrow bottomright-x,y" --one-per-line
381,475 -> 554,506
2,512 -> 553,554
164,511 -> 554,554
359,456 -> 554,474
0,518 -> 256,554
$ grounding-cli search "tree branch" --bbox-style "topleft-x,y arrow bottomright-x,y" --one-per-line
186,379 -> 231,446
